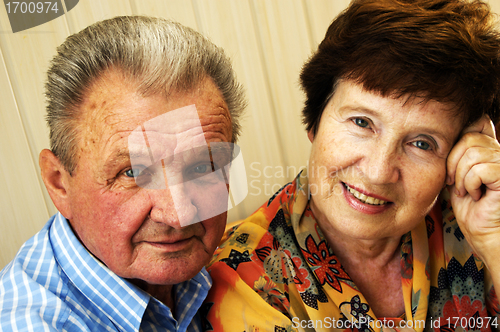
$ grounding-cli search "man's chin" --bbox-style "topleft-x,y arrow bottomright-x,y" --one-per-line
132,256 -> 209,284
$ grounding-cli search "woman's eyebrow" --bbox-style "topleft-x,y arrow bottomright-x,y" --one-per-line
418,128 -> 453,143
336,104 -> 380,116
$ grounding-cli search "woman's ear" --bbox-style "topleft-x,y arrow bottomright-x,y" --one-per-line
39,149 -> 73,219
307,128 -> 315,143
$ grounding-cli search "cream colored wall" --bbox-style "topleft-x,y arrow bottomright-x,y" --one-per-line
1,0 -> 499,269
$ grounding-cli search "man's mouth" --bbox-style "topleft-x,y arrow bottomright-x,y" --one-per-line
344,183 -> 389,206
144,237 -> 195,251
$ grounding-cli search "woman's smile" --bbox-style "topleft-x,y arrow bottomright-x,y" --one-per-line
342,182 -> 393,215
343,182 -> 390,205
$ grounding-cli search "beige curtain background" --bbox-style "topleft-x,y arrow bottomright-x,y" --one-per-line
1,0 -> 500,269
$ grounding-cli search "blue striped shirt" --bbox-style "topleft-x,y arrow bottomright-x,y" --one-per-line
0,212 -> 212,331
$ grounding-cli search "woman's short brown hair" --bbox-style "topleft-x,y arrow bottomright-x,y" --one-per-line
301,0 -> 500,135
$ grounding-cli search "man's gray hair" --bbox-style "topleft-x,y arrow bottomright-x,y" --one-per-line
45,15 -> 246,174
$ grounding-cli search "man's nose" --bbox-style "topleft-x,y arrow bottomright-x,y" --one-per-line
359,142 -> 401,184
148,184 -> 198,229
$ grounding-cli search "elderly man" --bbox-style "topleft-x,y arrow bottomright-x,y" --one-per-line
0,16 -> 245,331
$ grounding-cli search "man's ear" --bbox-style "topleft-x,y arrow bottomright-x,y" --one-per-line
307,128 -> 315,143
39,149 -> 73,219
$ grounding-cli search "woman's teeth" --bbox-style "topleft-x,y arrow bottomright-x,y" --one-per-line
346,184 -> 388,205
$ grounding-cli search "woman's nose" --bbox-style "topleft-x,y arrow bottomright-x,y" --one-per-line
359,142 -> 401,185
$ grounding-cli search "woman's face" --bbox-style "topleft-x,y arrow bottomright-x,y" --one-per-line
308,80 -> 463,240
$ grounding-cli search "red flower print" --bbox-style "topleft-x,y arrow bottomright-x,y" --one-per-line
442,295 -> 489,332
290,256 -> 311,290
301,235 -> 350,292
253,276 -> 290,314
487,286 -> 500,316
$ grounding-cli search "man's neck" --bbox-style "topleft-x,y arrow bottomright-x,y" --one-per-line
129,279 -> 175,310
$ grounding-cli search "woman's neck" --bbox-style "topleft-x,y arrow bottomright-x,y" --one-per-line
313,210 -> 406,318
315,207 -> 403,265
328,231 -> 402,267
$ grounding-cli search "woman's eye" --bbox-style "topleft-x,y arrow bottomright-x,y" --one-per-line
412,140 -> 431,150
353,118 -> 370,128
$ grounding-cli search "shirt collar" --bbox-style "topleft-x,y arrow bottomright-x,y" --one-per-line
190,266 -> 212,291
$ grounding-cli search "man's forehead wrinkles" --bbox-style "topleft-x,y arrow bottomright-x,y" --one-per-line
199,107 -> 231,122
82,89 -> 127,124
81,104 -> 131,145
94,130 -> 134,168
102,112 -> 125,127
200,122 -> 231,139
101,130 -> 133,150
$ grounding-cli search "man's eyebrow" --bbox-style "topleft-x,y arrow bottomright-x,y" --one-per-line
111,149 -> 132,160
102,149 -> 131,174
207,143 -> 236,158
128,149 -> 150,159
207,143 -> 232,153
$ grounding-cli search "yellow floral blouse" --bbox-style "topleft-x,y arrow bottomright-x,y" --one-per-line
203,171 -> 499,332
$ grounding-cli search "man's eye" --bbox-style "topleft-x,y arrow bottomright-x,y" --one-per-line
412,140 -> 431,150
124,168 -> 141,178
353,118 -> 370,128
193,164 -> 211,174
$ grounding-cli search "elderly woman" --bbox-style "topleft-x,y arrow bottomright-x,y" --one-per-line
204,0 -> 500,331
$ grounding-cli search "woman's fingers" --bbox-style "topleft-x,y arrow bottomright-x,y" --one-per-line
453,143 -> 500,198
462,115 -> 497,137
462,162 -> 500,201
446,116 -> 498,193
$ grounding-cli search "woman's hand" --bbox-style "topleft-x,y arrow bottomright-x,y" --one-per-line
446,115 -> 500,272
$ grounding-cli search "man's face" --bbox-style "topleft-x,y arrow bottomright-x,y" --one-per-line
63,71 -> 231,285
